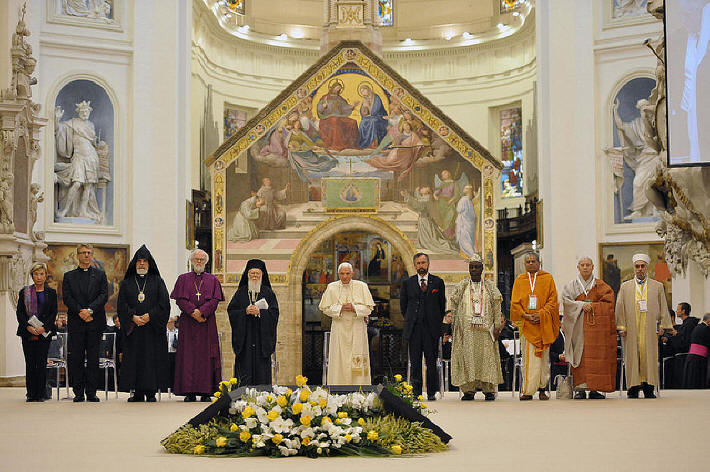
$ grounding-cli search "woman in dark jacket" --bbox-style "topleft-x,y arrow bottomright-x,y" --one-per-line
16,262 -> 58,402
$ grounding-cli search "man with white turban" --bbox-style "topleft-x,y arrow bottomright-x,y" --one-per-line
615,253 -> 673,398
319,262 -> 374,385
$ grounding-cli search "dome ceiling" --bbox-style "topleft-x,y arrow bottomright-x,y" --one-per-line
205,0 -> 533,51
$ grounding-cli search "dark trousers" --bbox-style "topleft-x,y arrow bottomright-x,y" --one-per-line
168,352 -> 176,390
407,326 -> 439,396
235,353 -> 271,386
22,337 -> 50,400
68,329 -> 101,396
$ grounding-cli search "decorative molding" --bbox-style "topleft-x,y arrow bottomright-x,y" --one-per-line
45,0 -> 124,32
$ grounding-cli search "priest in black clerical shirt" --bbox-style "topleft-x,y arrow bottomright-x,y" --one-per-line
117,245 -> 171,402
227,259 -> 279,386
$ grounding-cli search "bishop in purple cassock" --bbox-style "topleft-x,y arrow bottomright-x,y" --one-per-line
170,249 -> 224,401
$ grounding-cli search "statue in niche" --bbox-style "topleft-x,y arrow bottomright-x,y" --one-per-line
29,183 -> 44,241
611,98 -> 660,220
54,100 -> 109,223
0,177 -> 13,232
62,0 -> 113,21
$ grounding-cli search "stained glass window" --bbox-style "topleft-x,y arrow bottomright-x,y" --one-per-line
224,106 -> 248,140
500,107 -> 523,198
376,0 -> 394,26
222,0 -> 245,15
500,0 -> 525,14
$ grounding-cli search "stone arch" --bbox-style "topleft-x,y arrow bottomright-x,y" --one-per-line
276,215 -> 417,383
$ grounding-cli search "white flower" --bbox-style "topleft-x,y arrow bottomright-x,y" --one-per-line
244,417 -> 258,429
231,400 -> 247,412
278,445 -> 298,456
272,385 -> 289,396
299,427 -> 315,439
270,417 -> 294,433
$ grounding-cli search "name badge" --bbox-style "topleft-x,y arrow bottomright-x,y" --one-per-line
472,315 -> 484,326
528,294 -> 538,310
474,301 -> 481,314
638,300 -> 647,312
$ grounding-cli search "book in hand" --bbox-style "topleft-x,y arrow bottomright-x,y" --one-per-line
254,298 -> 269,310
28,315 -> 50,338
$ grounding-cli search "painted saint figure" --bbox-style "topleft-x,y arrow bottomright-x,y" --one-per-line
357,83 -> 388,148
316,79 -> 360,151
364,120 -> 424,181
227,192 -> 263,242
455,185 -> 479,258
256,178 -> 289,230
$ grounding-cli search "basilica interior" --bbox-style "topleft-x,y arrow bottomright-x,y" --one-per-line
1,0 -> 709,469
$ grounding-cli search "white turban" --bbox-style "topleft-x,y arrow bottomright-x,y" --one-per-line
632,253 -> 651,264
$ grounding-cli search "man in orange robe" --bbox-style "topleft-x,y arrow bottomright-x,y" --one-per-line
561,257 -> 617,399
511,251 -> 560,400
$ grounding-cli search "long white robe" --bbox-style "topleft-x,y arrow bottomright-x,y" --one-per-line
319,280 -> 374,385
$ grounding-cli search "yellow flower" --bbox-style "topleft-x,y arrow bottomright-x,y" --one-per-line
267,409 -> 280,421
321,416 -> 332,426
292,402 -> 303,415
229,423 -> 238,432
337,411 -> 348,418
239,430 -> 251,443
299,389 -> 310,402
276,395 -> 288,407
219,380 -> 228,389
215,436 -> 227,448
420,403 -> 427,409
405,384 -> 413,393
309,401 -> 317,406
394,374 -> 403,382
345,434 -> 352,443
367,430 -> 379,441
391,445 -> 402,455
300,415 -> 312,427
266,394 -> 273,402
272,433 -> 283,445
318,398 -> 327,408
285,388 -> 293,396
214,391 -> 221,398
417,395 -> 424,401
295,375 -> 308,387
229,377 -> 238,385
193,444 -> 205,455
242,406 -> 255,418
211,398 -> 217,403
302,437 -> 311,446
357,418 -> 366,426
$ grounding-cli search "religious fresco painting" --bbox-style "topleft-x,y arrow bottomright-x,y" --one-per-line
210,42 -> 501,284
43,243 -> 128,316
599,241 -> 671,309
609,77 -> 658,224
53,78 -> 114,226
376,0 -> 394,26
224,105 -> 249,140
500,107 -> 523,198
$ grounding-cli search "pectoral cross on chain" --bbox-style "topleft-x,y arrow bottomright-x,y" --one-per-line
196,291 -> 201,301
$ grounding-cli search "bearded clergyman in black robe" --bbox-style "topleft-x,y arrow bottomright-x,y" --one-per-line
227,259 -> 279,386
117,245 -> 170,402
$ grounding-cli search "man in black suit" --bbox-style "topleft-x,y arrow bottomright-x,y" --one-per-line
63,243 -> 108,402
401,252 -> 446,401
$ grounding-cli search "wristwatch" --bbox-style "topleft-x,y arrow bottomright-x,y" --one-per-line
87,308 -> 94,315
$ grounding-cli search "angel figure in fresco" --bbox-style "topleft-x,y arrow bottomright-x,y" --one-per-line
286,119 -> 338,182
357,82 -> 388,149
455,184 -> 481,258
259,121 -> 290,159
433,169 -> 468,241
316,79 -> 360,150
401,187 -> 458,255
364,120 -> 426,181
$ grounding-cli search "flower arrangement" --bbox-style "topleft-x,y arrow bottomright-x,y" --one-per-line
385,374 -> 434,414
161,376 -> 447,458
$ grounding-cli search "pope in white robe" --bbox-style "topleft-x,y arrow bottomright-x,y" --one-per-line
319,262 -> 374,385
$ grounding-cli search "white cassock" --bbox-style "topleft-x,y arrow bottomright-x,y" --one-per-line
319,279 -> 374,385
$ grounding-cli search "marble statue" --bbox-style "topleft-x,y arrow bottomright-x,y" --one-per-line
54,100 -> 107,223
613,0 -> 649,18
29,184 -> 44,241
62,0 -> 113,21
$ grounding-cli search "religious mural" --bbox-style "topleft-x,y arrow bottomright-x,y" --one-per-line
224,105 -> 249,140
607,77 -> 658,225
43,243 -> 128,316
209,42 -> 501,284
53,79 -> 114,226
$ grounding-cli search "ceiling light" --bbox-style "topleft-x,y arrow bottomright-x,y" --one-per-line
497,23 -> 505,29
403,37 -> 413,44
512,11 -> 520,17
291,28 -> 305,39
276,33 -> 287,40
444,32 -> 454,40
462,31 -> 473,40
237,25 -> 249,34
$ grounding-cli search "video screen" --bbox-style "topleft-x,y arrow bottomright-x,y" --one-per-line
665,0 -> 710,166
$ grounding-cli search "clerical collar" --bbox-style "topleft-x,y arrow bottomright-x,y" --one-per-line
79,266 -> 89,272
419,274 -> 428,281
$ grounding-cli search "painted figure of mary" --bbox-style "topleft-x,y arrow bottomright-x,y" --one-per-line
357,83 -> 388,149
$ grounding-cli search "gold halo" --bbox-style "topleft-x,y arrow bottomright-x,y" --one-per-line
357,81 -> 374,97
327,78 -> 344,92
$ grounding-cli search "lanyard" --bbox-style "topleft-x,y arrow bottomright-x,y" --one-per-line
528,271 -> 537,294
577,276 -> 592,298
635,279 -> 647,299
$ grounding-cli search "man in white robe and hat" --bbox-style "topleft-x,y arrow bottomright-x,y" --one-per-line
615,253 -> 673,398
319,262 -> 374,385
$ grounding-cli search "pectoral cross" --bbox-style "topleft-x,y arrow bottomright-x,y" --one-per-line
196,291 -> 201,301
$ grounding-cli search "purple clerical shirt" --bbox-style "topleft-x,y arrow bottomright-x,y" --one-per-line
170,271 -> 224,395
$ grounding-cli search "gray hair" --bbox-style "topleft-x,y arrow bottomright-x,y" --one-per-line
576,256 -> 594,266
29,262 -> 47,277
703,313 -> 710,322
337,262 -> 353,273
190,249 -> 209,264
525,251 -> 540,262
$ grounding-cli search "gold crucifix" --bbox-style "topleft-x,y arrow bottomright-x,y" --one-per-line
194,279 -> 204,302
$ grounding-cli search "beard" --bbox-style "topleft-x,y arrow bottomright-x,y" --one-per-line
136,268 -> 148,276
416,267 -> 428,275
193,264 -> 205,274
248,279 -> 262,295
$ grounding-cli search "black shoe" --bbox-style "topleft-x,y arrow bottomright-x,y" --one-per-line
520,394 -> 533,401
73,395 -> 85,402
588,391 -> 605,399
146,395 -> 157,403
184,394 -> 196,402
461,392 -> 475,401
642,385 -> 656,399
627,386 -> 640,399
127,394 -> 144,403
427,394 -> 437,402
484,393 -> 495,401
26,398 -> 34,403
200,395 -> 211,402
86,395 -> 100,402
574,391 -> 587,400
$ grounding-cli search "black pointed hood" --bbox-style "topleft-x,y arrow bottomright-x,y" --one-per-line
124,245 -> 161,279
237,259 -> 271,290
